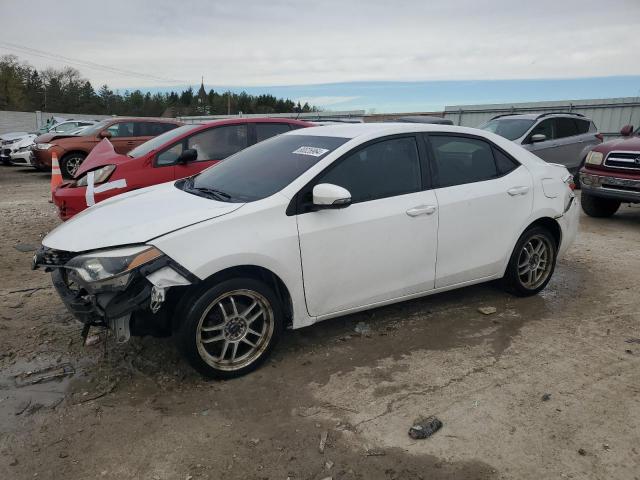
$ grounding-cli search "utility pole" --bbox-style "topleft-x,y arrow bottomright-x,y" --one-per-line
227,92 -> 231,115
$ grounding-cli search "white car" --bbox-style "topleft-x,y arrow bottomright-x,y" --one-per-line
35,124 -> 579,378
8,134 -> 38,167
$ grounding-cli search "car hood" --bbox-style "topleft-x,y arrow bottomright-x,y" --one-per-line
75,139 -> 131,177
34,132 -> 84,143
43,182 -> 245,252
13,135 -> 37,148
0,131 -> 29,141
595,135 -> 640,153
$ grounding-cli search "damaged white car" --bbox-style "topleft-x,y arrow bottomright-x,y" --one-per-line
34,124 -> 579,378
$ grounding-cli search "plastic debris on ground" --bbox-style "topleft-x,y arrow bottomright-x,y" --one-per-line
409,416 -> 443,439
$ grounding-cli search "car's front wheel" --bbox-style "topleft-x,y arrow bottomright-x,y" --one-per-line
60,153 -> 86,179
580,192 -> 620,217
174,277 -> 283,379
503,226 -> 557,297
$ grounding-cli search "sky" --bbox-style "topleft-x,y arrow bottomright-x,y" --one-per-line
1,0 -> 640,112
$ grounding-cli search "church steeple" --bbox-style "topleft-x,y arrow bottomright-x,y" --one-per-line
197,76 -> 207,103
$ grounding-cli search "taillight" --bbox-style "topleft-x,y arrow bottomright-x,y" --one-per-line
562,174 -> 576,190
595,133 -> 604,142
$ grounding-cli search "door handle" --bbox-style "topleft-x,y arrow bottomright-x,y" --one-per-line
406,205 -> 437,217
507,186 -> 530,196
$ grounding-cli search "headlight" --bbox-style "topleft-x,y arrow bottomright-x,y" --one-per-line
585,151 -> 603,165
36,143 -> 52,150
75,165 -> 116,187
65,245 -> 163,287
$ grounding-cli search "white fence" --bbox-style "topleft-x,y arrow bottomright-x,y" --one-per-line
444,97 -> 640,138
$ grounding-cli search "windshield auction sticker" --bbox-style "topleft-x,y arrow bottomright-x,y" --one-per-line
292,146 -> 330,157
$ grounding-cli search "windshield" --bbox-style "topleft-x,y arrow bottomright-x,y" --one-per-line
78,120 -> 112,137
479,118 -> 535,140
127,124 -> 200,158
180,134 -> 349,202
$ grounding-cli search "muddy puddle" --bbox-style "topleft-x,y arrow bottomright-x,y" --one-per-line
0,355 -> 78,431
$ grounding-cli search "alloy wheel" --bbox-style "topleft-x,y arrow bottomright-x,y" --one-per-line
64,156 -> 83,177
517,234 -> 554,290
196,289 -> 275,371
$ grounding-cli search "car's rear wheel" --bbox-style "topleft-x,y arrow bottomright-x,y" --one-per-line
580,192 -> 620,217
60,153 -> 86,179
503,226 -> 557,297
174,277 -> 283,379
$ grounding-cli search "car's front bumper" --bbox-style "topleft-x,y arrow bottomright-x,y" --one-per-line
10,150 -> 34,166
580,172 -> 640,203
36,246 -> 196,341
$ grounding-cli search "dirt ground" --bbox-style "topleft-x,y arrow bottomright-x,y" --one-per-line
0,165 -> 639,480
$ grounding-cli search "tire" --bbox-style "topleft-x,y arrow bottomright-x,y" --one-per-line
580,192 -> 620,218
173,277 -> 283,379
60,153 -> 86,179
502,226 -> 557,297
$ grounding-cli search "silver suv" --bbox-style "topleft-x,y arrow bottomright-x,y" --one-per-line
480,112 -> 602,175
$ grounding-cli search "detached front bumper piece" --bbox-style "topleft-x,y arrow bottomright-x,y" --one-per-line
580,172 -> 640,203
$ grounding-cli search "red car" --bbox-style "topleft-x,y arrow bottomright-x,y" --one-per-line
53,118 -> 311,220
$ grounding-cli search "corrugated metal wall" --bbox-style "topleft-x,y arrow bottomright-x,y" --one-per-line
443,97 -> 640,138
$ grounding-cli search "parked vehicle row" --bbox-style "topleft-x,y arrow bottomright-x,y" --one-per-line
32,117 -> 183,177
0,119 -> 98,166
52,118 -> 311,219
34,123 -> 579,378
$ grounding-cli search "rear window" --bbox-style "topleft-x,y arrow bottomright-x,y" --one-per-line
554,118 -> 579,138
184,134 -> 349,202
479,118 -> 535,140
255,123 -> 291,142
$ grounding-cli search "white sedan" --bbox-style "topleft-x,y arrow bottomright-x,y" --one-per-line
35,123 -> 579,378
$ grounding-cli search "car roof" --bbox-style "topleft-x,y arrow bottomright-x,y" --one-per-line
99,117 -> 182,123
287,122 -> 489,139
490,112 -> 588,121
199,117 -> 312,127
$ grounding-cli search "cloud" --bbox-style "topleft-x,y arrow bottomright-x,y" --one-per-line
294,96 -> 361,107
0,0 -> 638,88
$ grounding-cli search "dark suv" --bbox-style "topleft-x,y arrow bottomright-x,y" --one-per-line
579,124 -> 640,217
480,112 -> 602,176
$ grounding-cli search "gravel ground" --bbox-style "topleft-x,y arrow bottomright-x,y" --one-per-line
1,165 -> 639,480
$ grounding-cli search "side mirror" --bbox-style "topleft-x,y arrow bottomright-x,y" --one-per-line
177,148 -> 197,164
531,133 -> 547,143
312,183 -> 351,209
620,124 -> 634,137
99,130 -> 112,139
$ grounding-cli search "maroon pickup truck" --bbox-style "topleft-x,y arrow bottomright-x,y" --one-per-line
579,124 -> 640,217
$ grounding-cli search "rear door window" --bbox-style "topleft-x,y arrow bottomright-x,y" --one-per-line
136,122 -> 175,136
430,136 -> 498,188
107,122 -> 135,137
574,119 -> 591,134
554,118 -> 579,139
255,123 -> 291,142
187,124 -> 248,160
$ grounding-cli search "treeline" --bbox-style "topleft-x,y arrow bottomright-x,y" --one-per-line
0,55 -> 316,117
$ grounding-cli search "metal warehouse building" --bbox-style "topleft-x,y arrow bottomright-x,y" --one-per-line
443,97 -> 640,138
